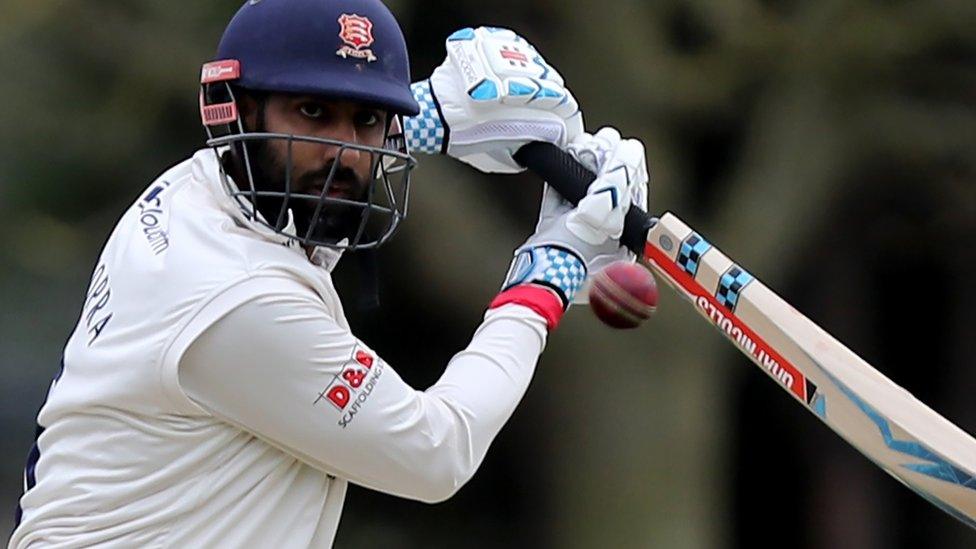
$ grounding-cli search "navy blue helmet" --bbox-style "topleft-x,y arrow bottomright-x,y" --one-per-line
200,0 -> 419,250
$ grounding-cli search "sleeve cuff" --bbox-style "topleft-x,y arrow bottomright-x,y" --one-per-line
489,284 -> 566,331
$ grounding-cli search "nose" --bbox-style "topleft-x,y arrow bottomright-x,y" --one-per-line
326,118 -> 364,166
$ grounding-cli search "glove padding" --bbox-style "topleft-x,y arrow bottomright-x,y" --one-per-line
504,127 -> 649,304
403,26 -> 583,173
563,128 -> 648,246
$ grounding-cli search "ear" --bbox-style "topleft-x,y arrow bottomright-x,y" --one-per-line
237,93 -> 261,131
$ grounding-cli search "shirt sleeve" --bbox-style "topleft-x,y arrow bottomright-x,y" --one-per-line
178,277 -> 548,504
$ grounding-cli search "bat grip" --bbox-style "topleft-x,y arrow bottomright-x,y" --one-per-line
513,142 -> 655,256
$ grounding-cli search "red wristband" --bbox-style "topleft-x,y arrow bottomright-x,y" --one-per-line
489,284 -> 566,330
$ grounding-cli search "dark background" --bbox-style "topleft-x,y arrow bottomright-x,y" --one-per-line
2,1 -> 976,547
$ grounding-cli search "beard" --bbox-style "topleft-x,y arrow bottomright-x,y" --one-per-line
242,139 -> 370,246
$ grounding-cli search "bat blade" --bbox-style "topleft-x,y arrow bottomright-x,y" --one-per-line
644,211 -> 976,528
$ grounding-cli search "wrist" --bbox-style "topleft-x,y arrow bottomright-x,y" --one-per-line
490,245 -> 587,330
489,285 -> 565,330
503,246 -> 586,304
403,80 -> 448,155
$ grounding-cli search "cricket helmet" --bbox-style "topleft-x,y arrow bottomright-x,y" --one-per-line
200,0 -> 419,250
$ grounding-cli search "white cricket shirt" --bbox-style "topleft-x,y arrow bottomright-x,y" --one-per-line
9,149 -> 548,548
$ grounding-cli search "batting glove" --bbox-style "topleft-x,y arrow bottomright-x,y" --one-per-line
490,127 -> 649,327
403,26 -> 584,173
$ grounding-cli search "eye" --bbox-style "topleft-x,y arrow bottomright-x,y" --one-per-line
299,103 -> 325,119
356,110 -> 381,128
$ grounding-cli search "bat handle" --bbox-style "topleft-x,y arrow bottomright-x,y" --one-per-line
513,142 -> 656,256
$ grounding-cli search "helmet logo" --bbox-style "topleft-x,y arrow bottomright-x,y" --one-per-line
200,60 -> 241,84
336,14 -> 377,63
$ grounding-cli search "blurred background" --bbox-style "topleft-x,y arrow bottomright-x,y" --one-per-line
2,0 -> 976,547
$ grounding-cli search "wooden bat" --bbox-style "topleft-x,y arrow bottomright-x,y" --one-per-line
514,142 -> 976,529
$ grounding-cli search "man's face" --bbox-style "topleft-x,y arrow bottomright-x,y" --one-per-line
241,94 -> 389,245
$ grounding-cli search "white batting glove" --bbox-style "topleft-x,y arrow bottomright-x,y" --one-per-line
499,127 -> 649,307
565,127 -> 649,246
403,26 -> 584,173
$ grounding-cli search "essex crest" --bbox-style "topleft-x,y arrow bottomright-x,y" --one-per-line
336,14 -> 377,62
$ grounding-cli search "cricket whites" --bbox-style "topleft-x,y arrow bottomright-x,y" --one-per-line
515,142 -> 976,529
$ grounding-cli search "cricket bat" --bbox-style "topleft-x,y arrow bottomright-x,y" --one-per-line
514,142 -> 976,529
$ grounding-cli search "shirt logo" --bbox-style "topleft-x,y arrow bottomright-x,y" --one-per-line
336,14 -> 377,62
315,345 -> 384,428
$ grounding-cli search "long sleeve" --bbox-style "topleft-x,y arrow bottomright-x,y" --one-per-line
178,277 -> 548,503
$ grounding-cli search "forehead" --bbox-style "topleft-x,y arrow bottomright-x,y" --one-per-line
267,93 -> 384,113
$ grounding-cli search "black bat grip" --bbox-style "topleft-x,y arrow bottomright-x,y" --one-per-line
513,142 -> 654,256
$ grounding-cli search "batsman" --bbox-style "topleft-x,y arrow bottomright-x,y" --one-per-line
10,1 -> 648,546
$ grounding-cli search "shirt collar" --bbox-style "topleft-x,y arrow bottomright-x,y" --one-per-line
191,148 -> 345,271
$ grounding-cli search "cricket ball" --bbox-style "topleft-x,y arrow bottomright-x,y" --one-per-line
588,261 -> 658,329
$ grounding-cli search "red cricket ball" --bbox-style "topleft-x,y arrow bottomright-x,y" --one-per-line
588,261 -> 659,329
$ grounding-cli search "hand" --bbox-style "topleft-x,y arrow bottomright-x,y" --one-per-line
403,26 -> 584,173
503,127 -> 650,305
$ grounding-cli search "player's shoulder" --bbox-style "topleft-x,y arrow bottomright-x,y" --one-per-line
133,152 -> 200,207
100,151 -> 245,291
99,148 -> 341,319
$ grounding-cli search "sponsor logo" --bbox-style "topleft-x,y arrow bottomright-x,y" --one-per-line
695,296 -> 798,391
138,182 -> 171,256
336,14 -> 377,62
500,45 -> 528,67
645,240 -> 816,405
200,60 -> 240,84
450,42 -> 479,87
315,346 -> 383,427
354,349 -> 374,368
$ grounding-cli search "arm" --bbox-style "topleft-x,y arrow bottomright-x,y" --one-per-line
179,128 -> 648,504
179,278 -> 546,503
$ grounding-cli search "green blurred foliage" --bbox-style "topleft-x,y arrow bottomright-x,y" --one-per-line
2,1 -> 975,547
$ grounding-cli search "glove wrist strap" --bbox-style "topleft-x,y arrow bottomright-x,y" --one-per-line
490,245 -> 587,329
404,80 -> 449,155
502,245 -> 587,303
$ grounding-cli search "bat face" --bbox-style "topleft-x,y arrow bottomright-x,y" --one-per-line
642,212 -> 976,529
